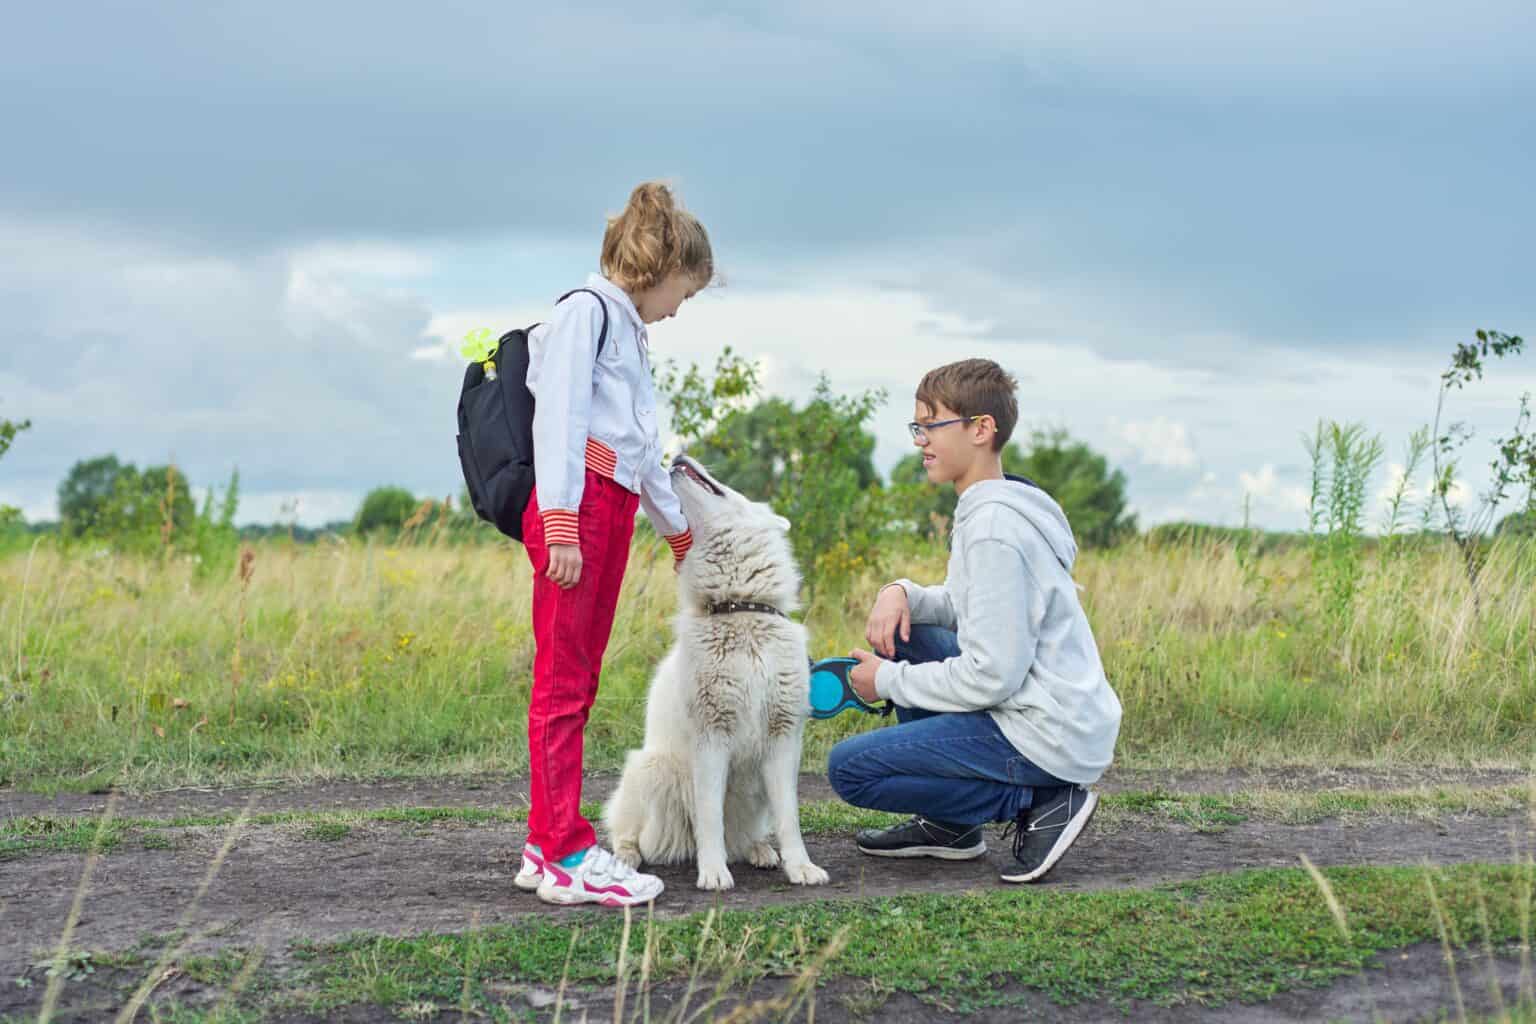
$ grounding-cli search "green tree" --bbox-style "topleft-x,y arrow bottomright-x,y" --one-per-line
657,351 -> 888,586
1004,429 -> 1137,548
1429,328 -> 1531,592
58,455 -> 129,538
753,378 -> 887,580
0,402 -> 31,533
355,486 -> 419,536
693,397 -> 879,503
101,463 -> 197,551
0,407 -> 30,461
1496,507 -> 1536,539
886,450 -> 956,539
57,455 -> 202,550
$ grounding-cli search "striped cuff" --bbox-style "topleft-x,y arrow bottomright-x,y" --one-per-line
584,437 -> 618,479
664,529 -> 693,562
541,508 -> 580,547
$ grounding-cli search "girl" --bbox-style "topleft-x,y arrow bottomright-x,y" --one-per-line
514,182 -> 712,906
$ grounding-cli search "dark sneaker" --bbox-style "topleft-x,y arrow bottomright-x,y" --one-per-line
855,816 -> 987,860
999,786 -> 1098,883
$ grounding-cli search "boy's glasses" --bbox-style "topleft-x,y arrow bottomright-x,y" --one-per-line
907,416 -> 983,442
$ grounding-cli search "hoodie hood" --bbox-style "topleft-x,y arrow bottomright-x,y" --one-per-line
954,476 -> 1078,572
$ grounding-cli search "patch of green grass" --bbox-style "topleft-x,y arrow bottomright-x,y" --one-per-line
0,803 -> 598,860
2,788 -> 1529,861
250,864 -> 1536,1017
139,830 -> 176,850
4,538 -> 1536,793
0,814 -> 130,859
301,821 -> 351,842
1103,790 -> 1249,832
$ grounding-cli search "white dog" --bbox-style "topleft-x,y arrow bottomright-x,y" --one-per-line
603,456 -> 829,890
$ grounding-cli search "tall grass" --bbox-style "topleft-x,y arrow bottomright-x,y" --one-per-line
1,526 -> 1533,790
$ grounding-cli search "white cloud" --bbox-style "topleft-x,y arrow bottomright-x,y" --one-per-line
1109,416 -> 1199,469
1444,478 -> 1474,509
286,241 -> 436,280
6,215 -> 1535,537
1238,464 -> 1310,514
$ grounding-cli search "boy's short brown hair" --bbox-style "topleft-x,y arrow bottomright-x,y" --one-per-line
915,359 -> 1019,452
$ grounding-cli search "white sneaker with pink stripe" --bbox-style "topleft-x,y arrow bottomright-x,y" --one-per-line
514,843 -> 545,892
536,845 -> 664,907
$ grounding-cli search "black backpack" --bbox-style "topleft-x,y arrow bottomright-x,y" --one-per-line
455,288 -> 609,540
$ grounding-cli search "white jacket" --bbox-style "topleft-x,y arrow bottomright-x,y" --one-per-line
874,478 -> 1123,784
525,274 -> 692,558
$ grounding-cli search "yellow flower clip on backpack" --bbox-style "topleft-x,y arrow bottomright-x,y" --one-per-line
460,327 -> 499,381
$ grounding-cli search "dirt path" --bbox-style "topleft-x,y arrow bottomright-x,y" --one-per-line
4,772 -> 1535,1023
4,765 -> 1530,820
4,795 -> 1533,970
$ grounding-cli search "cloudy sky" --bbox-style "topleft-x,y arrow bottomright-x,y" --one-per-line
2,2 -> 1533,531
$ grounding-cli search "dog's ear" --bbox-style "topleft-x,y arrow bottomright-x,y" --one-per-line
772,515 -> 791,533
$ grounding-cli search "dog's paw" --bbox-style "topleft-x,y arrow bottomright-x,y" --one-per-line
613,843 -> 642,870
696,862 -> 736,891
783,859 -> 830,886
748,842 -> 780,870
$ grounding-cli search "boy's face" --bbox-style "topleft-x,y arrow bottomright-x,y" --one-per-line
912,400 -> 991,485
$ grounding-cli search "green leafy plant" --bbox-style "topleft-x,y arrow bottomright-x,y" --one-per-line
655,345 -> 760,452
0,405 -> 29,461
1303,420 -> 1383,622
1,403 -> 33,534
1430,328 -> 1533,592
658,353 -> 888,590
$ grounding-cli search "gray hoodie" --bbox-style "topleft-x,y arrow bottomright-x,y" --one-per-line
873,477 -> 1122,784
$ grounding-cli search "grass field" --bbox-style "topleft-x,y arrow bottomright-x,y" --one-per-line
2,530 -> 1533,792
4,530 -> 1534,1021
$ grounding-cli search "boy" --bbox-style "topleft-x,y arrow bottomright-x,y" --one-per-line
827,358 -> 1122,883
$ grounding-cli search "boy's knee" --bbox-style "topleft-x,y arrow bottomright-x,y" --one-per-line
889,631 -> 920,663
826,740 -> 862,802
891,623 -> 956,666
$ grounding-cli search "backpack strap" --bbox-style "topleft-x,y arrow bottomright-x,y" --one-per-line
555,287 -> 610,357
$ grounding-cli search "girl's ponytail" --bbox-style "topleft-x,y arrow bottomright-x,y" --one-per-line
601,181 -> 714,292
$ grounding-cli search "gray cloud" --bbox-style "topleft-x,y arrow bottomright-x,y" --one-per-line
0,221 -> 461,512
3,2 -> 1533,524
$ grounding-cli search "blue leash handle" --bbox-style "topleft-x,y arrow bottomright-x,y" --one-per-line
807,657 -> 893,720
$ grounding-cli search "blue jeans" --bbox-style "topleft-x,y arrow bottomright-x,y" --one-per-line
826,625 -> 1067,827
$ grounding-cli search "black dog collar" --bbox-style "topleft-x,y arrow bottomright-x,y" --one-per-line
704,600 -> 789,619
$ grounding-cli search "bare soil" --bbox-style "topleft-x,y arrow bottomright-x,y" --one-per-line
2,769 -> 1533,1022
4,764 -> 1529,819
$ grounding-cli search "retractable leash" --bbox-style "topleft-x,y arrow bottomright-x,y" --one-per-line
807,657 -> 895,720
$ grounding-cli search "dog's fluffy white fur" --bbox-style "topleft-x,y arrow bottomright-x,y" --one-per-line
603,457 -> 829,890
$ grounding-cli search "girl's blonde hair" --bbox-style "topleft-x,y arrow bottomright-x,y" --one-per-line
601,181 -> 714,292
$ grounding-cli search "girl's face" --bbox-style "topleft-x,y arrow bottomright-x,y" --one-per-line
635,271 -> 702,324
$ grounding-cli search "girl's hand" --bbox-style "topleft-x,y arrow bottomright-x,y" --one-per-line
547,544 -> 582,589
865,584 -> 911,658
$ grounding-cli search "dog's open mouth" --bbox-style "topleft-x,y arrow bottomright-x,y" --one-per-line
671,456 -> 725,498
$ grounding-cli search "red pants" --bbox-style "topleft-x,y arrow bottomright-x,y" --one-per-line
522,470 -> 638,861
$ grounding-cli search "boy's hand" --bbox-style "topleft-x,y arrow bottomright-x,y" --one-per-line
547,544 -> 582,589
847,648 -> 883,703
865,584 -> 911,658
